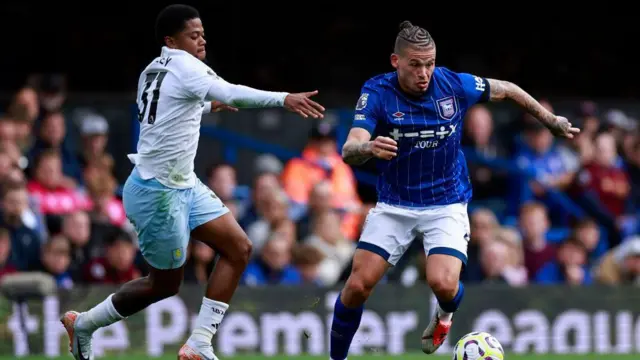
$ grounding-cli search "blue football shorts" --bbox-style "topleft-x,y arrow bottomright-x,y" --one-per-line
122,167 -> 229,270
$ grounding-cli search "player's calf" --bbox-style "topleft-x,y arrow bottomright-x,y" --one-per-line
184,214 -> 252,357
330,249 -> 389,360
426,256 -> 463,317
422,253 -> 465,354
73,266 -> 184,337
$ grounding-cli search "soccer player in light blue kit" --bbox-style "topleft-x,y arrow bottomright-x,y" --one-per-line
330,21 -> 579,358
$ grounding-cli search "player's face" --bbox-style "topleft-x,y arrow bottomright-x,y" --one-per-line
167,18 -> 207,60
391,46 -> 436,96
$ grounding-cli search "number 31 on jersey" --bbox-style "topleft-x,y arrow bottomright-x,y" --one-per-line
138,71 -> 167,124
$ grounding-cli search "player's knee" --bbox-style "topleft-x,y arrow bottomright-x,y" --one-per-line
343,274 -> 375,305
427,270 -> 459,299
232,234 -> 252,267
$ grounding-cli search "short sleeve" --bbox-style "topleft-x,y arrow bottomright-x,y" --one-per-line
352,83 -> 382,134
456,72 -> 490,106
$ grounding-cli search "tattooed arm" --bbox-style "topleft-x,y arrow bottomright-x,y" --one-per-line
486,79 -> 580,138
342,128 -> 398,165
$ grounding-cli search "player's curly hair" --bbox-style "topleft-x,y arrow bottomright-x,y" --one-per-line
155,4 -> 200,46
394,20 -> 434,53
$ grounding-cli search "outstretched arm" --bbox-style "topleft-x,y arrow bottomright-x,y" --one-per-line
486,79 -> 579,138
205,78 -> 325,118
342,128 -> 397,165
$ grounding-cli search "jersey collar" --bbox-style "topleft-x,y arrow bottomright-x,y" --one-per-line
161,46 -> 190,58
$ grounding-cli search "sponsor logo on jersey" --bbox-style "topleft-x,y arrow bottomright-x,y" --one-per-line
389,124 -> 458,149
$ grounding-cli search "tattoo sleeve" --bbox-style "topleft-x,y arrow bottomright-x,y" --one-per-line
486,78 -> 557,128
342,141 -> 373,165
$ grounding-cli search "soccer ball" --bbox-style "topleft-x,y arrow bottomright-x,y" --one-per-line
452,331 -> 504,360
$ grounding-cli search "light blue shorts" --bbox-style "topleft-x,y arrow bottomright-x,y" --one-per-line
122,168 -> 229,270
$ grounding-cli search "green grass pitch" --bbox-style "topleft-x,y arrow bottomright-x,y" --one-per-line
1,354 -> 638,360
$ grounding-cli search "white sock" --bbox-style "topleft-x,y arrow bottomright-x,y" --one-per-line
76,294 -> 125,333
436,304 -> 453,322
189,298 -> 229,346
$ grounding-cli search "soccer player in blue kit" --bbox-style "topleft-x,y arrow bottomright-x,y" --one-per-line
329,21 -> 580,358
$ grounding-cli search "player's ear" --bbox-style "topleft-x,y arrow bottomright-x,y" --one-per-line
164,36 -> 176,48
390,53 -> 399,69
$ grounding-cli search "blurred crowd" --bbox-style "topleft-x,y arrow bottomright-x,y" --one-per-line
0,75 -> 639,291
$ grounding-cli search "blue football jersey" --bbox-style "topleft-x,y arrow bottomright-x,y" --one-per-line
351,67 -> 490,208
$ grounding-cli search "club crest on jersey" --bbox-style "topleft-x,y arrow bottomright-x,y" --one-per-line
355,93 -> 369,110
436,97 -> 457,120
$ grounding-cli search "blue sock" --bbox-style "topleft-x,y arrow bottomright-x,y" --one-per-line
437,281 -> 465,314
330,294 -> 363,360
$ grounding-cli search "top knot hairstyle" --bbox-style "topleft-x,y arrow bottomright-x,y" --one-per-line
394,20 -> 434,54
155,4 -> 200,46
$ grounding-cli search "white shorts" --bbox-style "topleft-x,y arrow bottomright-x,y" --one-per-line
357,202 -> 470,266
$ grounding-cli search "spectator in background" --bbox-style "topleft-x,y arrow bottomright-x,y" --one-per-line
575,133 -> 630,218
61,211 -> 95,280
479,241 -> 524,285
37,74 -> 67,113
207,163 -> 236,203
296,181 -> 333,240
77,111 -> 113,169
27,150 -> 88,217
206,163 -> 248,219
281,121 -> 362,240
512,121 -> 575,224
462,208 -> 500,282
462,105 -> 508,200
594,236 -> 640,285
508,99 -> 555,153
38,234 -> 73,289
84,169 -> 125,226
245,188 -> 295,256
0,152 -> 14,180
535,238 -> 593,285
0,140 -> 28,171
1,180 -> 41,271
303,211 -> 355,286
570,218 -> 604,261
84,229 -> 140,284
0,118 -> 17,143
241,234 -> 301,286
519,202 -> 556,280
291,243 -> 325,286
239,171 -> 281,228
572,132 -> 631,246
8,88 -> 39,152
625,137 -> 640,212
495,227 -> 527,279
559,101 -> 599,166
28,111 -> 81,185
0,228 -> 17,279
603,109 -> 636,156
